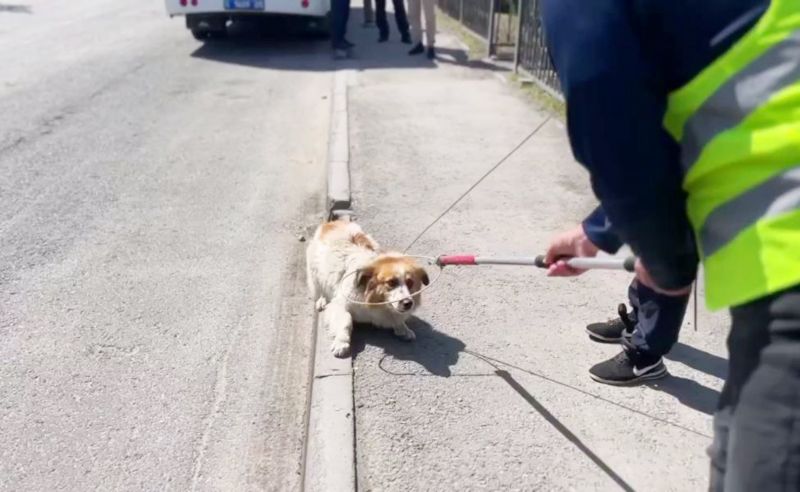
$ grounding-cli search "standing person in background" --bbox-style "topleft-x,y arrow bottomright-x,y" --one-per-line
407,0 -> 435,59
542,0 -> 800,489
376,0 -> 411,43
330,0 -> 353,58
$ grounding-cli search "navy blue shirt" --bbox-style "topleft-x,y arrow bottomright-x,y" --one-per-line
542,0 -> 767,289
582,206 -> 622,254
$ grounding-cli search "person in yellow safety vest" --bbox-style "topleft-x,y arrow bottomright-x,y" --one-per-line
542,0 -> 800,490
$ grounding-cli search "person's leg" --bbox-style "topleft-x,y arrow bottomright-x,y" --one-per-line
422,0 -> 436,46
375,0 -> 389,39
392,0 -> 410,41
362,0 -> 374,25
705,298 -> 768,492
330,0 -> 347,49
627,279 -> 689,358
720,285 -> 800,490
708,405 -> 733,492
589,279 -> 688,385
407,0 -> 424,54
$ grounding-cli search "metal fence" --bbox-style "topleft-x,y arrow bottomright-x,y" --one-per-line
515,0 -> 560,96
437,0 -> 562,98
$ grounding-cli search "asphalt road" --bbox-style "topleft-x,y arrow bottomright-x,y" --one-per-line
0,2 -> 333,490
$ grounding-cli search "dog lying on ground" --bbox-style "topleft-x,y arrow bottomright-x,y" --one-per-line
306,220 -> 429,358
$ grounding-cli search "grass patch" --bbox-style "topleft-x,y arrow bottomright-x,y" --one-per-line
437,8 -> 566,120
511,73 -> 566,120
436,8 -> 486,59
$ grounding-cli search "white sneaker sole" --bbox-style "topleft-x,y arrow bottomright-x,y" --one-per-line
586,328 -> 633,344
589,365 -> 668,386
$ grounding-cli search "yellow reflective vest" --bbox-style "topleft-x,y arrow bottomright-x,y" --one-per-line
664,0 -> 800,309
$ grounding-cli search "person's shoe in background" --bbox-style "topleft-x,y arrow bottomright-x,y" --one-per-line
408,42 -> 424,55
401,32 -> 412,44
426,46 -> 435,59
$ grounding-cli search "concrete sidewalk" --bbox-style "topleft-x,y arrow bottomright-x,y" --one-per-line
340,12 -> 730,491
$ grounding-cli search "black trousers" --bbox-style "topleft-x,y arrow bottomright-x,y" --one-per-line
626,278 -> 689,358
375,0 -> 409,37
709,283 -> 800,491
331,0 -> 351,48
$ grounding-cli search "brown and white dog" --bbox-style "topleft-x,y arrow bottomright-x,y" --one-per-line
306,220 -> 429,358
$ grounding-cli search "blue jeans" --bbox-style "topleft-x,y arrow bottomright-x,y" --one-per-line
331,0 -> 351,49
624,279 -> 689,358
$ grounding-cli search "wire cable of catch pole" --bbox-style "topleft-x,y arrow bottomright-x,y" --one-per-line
404,116 -> 552,253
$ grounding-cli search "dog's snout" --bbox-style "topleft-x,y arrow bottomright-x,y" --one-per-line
400,298 -> 414,310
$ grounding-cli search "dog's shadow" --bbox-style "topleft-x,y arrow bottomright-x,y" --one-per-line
352,318 -> 465,377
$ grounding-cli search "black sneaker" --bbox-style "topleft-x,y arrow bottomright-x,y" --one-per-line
408,42 -> 424,55
426,46 -> 436,59
378,32 -> 389,43
589,350 -> 667,386
586,304 -> 634,343
401,33 -> 412,44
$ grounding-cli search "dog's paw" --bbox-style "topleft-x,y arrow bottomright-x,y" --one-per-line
315,297 -> 328,312
394,326 -> 416,342
331,340 -> 351,358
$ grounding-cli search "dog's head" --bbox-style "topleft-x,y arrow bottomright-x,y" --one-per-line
356,254 -> 430,314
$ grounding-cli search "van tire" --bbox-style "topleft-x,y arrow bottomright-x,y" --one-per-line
191,28 -> 227,41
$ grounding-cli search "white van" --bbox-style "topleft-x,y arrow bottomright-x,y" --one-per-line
165,0 -> 331,40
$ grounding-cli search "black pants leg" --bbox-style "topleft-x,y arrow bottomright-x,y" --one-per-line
330,0 -> 350,48
626,279 -> 689,358
709,284 -> 800,491
375,0 -> 388,36
392,0 -> 409,36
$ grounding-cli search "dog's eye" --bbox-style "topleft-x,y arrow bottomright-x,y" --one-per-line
387,278 -> 400,289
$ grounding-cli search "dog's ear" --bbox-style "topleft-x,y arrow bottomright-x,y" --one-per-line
356,267 -> 375,290
416,267 -> 430,286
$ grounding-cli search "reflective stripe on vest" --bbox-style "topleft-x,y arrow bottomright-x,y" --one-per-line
664,0 -> 800,309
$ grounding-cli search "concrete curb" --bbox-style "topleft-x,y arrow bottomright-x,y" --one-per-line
303,69 -> 357,492
303,315 -> 356,492
327,70 -> 352,216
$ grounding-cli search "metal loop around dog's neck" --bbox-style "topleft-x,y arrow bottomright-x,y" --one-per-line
343,255 -> 444,306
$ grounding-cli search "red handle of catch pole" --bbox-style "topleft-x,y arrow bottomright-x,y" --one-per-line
436,255 -> 477,266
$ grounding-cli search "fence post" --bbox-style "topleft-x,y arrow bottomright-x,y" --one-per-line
459,0 -> 464,22
513,0 -> 523,72
486,0 -> 496,57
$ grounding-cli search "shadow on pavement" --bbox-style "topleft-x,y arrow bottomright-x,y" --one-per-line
189,9 -> 509,73
494,369 -> 635,492
0,3 -> 31,13
666,341 -> 728,380
352,317 -> 465,377
434,47 -> 510,73
353,323 -> 635,489
190,10 -> 438,72
646,376 -> 720,416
